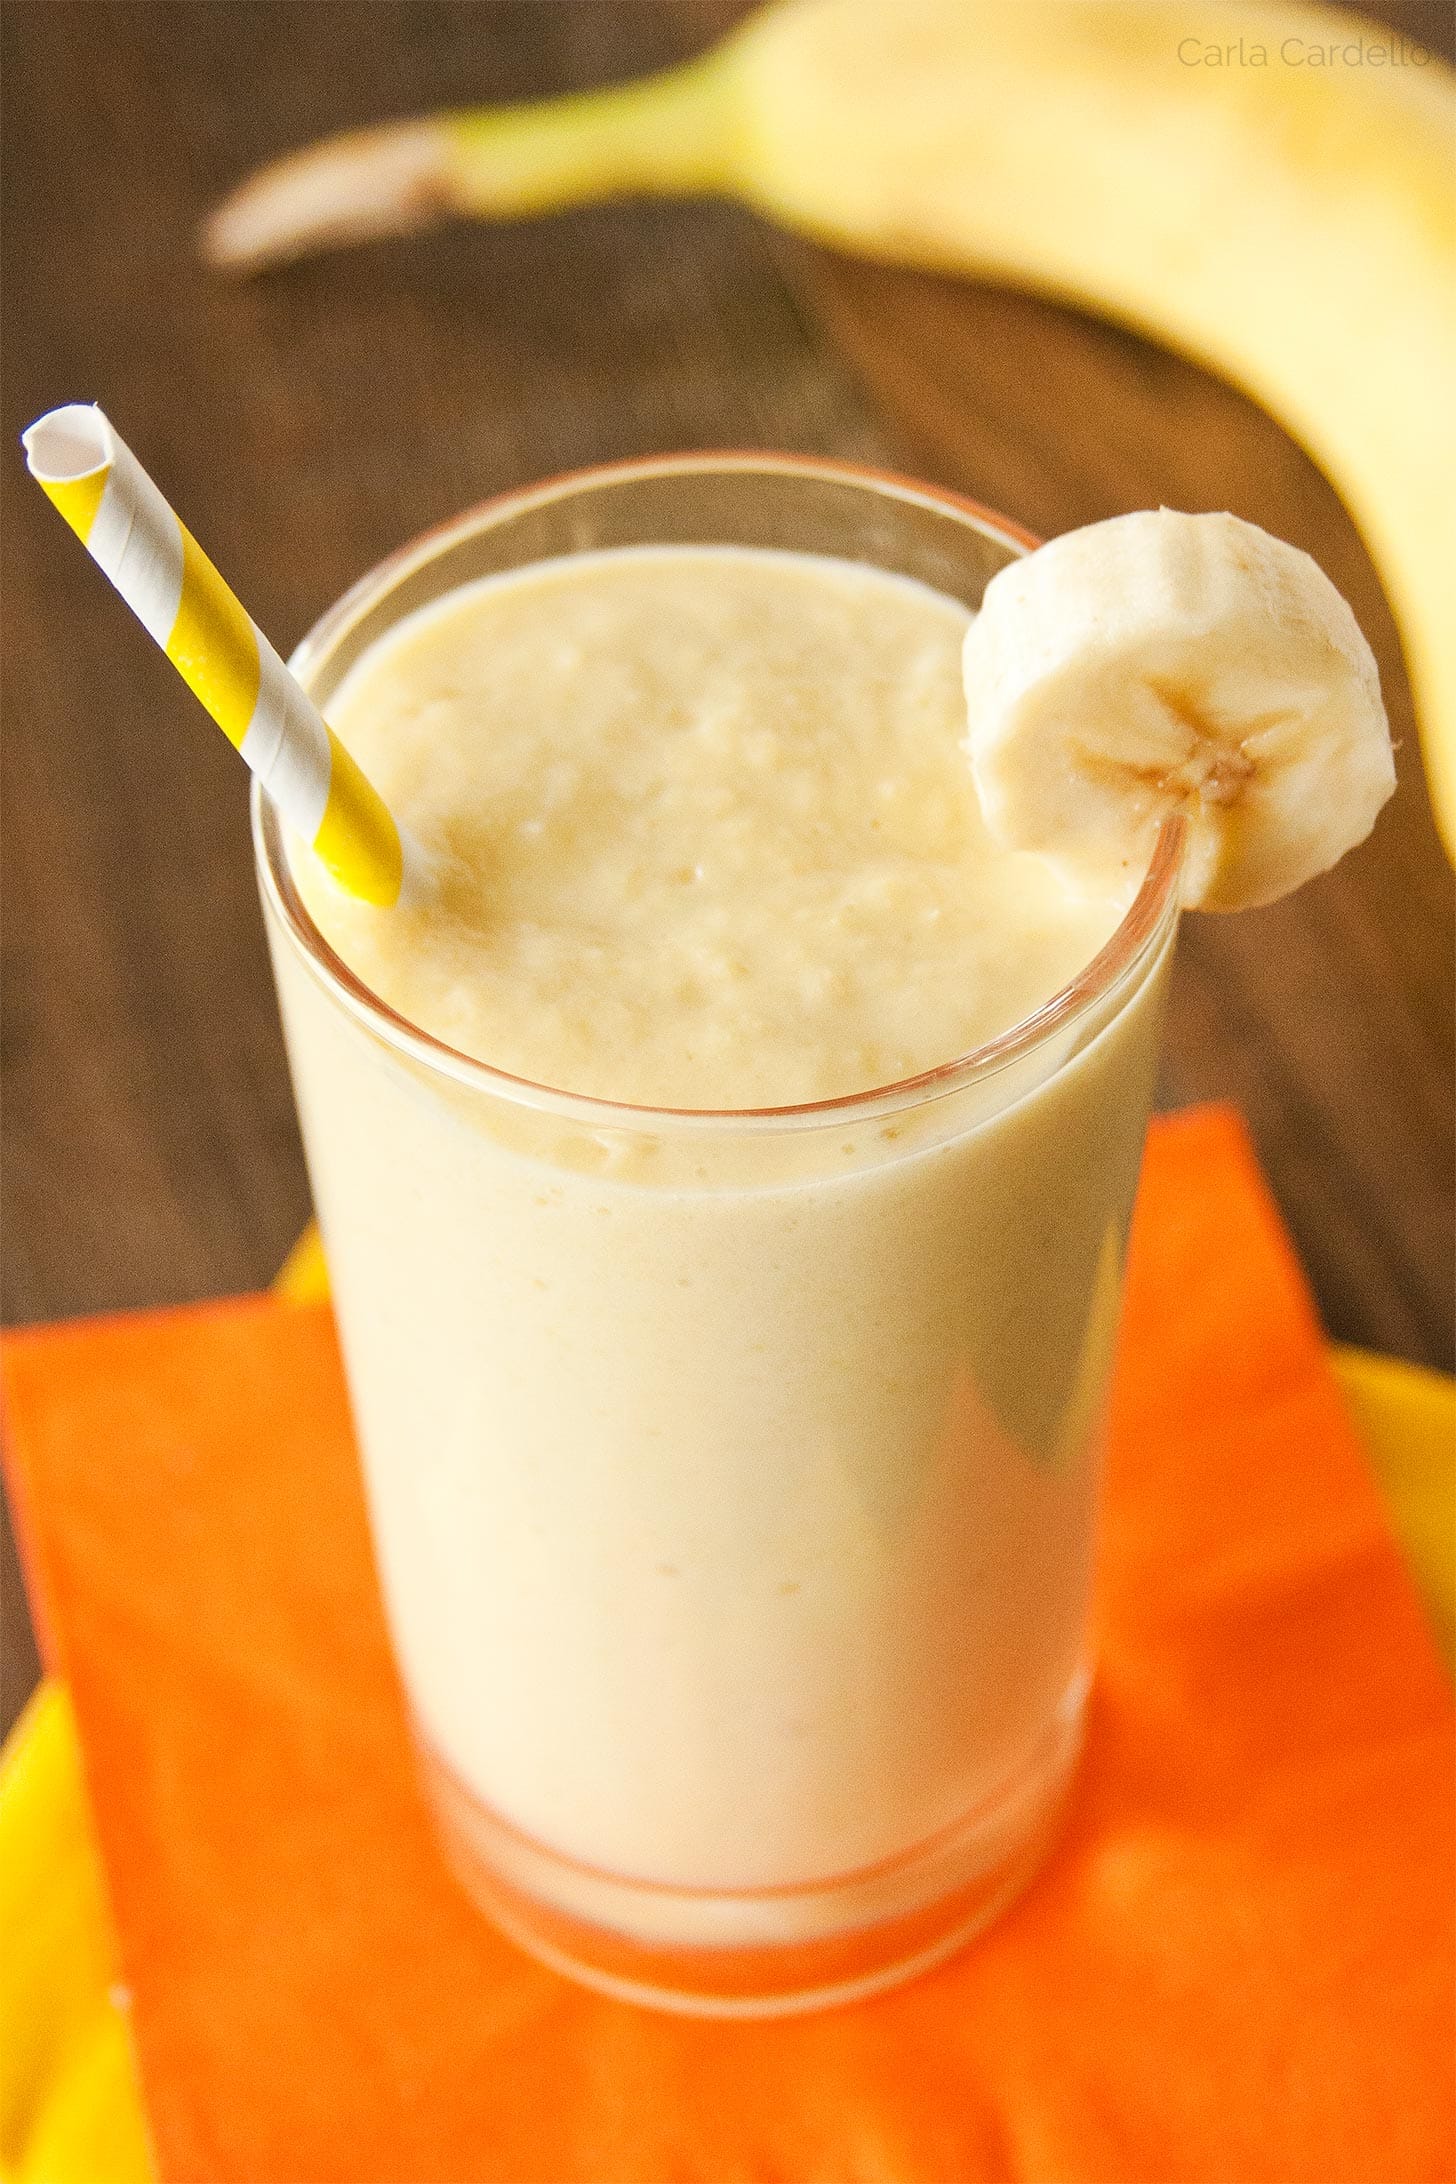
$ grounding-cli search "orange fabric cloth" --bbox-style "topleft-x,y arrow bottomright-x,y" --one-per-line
3,1106 -> 1453,2184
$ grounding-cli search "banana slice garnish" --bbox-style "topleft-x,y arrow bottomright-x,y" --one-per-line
963,509 -> 1396,912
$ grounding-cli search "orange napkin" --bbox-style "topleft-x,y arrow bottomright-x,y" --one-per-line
3,1106 -> 1453,2184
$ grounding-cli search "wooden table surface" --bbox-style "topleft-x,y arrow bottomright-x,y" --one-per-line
2,0 -> 1452,1736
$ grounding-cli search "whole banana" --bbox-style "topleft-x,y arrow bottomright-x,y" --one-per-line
205,0 -> 1456,860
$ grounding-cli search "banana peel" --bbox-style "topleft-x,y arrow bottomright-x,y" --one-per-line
203,0 -> 1456,861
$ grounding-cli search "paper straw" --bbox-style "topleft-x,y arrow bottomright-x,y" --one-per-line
22,404 -> 425,908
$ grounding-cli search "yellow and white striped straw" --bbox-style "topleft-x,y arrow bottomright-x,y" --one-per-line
23,403 -> 425,908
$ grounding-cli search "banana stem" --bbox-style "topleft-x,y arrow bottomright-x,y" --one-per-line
446,54 -> 735,216
203,54 -> 736,273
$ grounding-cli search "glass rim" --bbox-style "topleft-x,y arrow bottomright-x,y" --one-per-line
254,451 -> 1185,1135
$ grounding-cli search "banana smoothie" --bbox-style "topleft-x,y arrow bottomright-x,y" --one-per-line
267,527 -> 1173,1975
261,464 -> 1395,2007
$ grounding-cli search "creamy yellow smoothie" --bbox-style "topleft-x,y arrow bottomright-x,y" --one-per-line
263,511 -> 1177,2001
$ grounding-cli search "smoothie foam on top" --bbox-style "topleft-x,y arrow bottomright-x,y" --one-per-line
294,545 -> 1123,1108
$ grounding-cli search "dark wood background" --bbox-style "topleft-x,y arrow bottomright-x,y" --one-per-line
3,0 -> 1452,1736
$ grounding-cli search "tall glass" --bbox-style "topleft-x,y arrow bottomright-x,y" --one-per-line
255,457 -> 1182,2016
